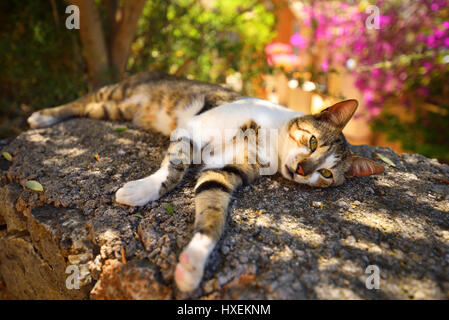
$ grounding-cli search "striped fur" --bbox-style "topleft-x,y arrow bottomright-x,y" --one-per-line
28,73 -> 384,293
194,163 -> 258,240
28,71 -> 242,134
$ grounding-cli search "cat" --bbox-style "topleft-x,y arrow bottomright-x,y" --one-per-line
27,71 -> 384,292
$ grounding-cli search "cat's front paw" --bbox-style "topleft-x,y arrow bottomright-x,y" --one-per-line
115,178 -> 160,206
27,111 -> 59,129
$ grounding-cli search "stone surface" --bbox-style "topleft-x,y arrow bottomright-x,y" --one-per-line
0,118 -> 448,299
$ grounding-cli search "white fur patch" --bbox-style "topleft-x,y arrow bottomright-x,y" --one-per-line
292,130 -> 304,141
308,171 -> 321,185
175,233 -> 215,292
174,95 -> 205,128
320,154 -> 338,170
153,108 -> 173,135
151,96 -> 205,135
27,112 -> 59,128
115,166 -> 169,206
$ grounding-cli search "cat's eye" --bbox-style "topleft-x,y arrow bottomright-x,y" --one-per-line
309,136 -> 317,152
318,169 -> 333,178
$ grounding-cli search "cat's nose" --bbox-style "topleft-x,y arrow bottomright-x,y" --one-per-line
296,163 -> 305,176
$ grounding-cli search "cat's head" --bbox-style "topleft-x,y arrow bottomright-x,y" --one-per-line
280,99 -> 384,187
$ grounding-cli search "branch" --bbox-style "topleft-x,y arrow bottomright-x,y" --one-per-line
50,0 -> 59,26
174,57 -> 194,76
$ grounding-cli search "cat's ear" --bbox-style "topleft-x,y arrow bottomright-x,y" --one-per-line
345,156 -> 385,178
318,99 -> 358,130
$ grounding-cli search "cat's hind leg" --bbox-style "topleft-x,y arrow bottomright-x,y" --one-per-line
27,84 -> 133,128
115,137 -> 192,206
175,164 -> 259,292
27,100 -> 86,128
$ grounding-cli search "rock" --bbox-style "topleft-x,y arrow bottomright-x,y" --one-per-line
0,118 -> 449,299
90,259 -> 172,300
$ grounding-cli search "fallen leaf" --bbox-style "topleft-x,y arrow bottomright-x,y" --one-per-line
114,126 -> 128,132
166,204 -> 174,215
433,177 -> 449,184
134,214 -> 144,219
95,153 -> 100,161
2,152 -> 12,162
120,247 -> 127,264
375,153 -> 397,167
25,180 -> 44,192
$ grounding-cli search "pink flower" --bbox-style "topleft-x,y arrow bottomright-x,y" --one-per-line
427,35 -> 436,47
417,34 -> 426,42
382,43 -> 393,55
417,87 -> 430,97
434,29 -> 445,39
321,59 -> 329,72
444,37 -> 449,48
355,78 -> 365,89
372,67 -> 381,77
303,15 -> 311,27
363,90 -> 375,103
290,33 -> 307,49
367,104 -> 382,117
334,53 -> 345,65
380,15 -> 391,27
442,21 -> 449,30
383,78 -> 396,93
423,61 -> 433,72
265,42 -> 292,56
315,27 -> 327,40
270,54 -> 301,72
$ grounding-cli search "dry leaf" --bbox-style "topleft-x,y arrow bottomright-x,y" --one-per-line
375,153 -> 397,167
95,153 -> 100,161
25,180 -> 44,192
433,177 -> 449,184
2,152 -> 12,162
120,247 -> 127,264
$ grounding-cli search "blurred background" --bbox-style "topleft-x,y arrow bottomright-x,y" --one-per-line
1,0 -> 448,162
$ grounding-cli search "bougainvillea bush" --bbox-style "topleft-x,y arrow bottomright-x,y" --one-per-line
266,0 -> 449,162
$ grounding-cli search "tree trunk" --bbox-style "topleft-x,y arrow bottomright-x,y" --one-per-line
70,0 -> 110,88
70,0 -> 146,87
108,0 -> 147,79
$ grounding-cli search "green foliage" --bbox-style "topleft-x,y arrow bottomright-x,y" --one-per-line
129,0 -> 275,95
0,0 -> 275,138
0,0 -> 87,137
165,203 -> 174,215
373,64 -> 449,163
373,110 -> 449,163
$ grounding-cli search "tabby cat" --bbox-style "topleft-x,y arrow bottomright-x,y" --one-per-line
27,72 -> 384,292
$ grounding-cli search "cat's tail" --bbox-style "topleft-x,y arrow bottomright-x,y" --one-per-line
27,72 -> 173,129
